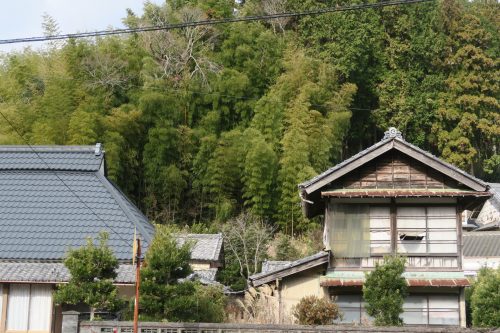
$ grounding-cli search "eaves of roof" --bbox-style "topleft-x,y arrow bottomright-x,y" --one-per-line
322,189 -> 491,198
0,262 -> 136,284
320,271 -> 470,287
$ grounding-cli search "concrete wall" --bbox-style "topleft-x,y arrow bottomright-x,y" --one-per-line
76,320 -> 488,333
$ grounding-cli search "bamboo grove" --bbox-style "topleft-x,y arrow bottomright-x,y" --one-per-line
0,0 -> 498,234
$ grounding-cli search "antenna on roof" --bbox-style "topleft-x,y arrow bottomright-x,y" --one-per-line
94,143 -> 102,156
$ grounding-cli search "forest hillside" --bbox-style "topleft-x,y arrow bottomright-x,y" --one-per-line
0,0 -> 498,234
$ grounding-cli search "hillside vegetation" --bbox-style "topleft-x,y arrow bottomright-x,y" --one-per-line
0,0 -> 498,233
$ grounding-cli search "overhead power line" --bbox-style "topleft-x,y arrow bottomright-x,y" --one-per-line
0,0 -> 433,45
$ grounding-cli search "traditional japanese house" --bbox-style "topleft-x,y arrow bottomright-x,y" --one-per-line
0,144 -> 223,333
250,128 -> 491,327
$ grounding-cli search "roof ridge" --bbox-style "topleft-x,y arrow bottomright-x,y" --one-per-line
394,137 -> 487,188
0,145 -> 97,152
179,233 -> 222,238
298,137 -> 392,188
0,144 -> 104,172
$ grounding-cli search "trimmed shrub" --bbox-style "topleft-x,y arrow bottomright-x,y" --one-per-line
363,256 -> 408,326
292,295 -> 340,325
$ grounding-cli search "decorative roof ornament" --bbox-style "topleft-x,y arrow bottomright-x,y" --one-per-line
383,127 -> 403,140
94,142 -> 102,156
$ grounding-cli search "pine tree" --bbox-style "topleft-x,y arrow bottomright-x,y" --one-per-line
53,232 -> 123,320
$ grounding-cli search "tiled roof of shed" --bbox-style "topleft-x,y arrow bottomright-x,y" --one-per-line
249,251 -> 330,286
261,260 -> 293,274
176,233 -> 223,261
463,231 -> 500,257
0,145 -> 154,262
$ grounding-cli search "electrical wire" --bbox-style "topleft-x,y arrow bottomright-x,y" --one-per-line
0,109 -> 133,248
0,0 -> 434,45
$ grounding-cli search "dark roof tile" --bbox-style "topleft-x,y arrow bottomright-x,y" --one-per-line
0,145 -> 154,262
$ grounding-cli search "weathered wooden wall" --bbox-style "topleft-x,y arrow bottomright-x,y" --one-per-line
334,151 -> 465,190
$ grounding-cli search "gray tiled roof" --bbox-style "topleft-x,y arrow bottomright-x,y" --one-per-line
182,268 -> 219,285
299,137 -> 392,189
0,262 -> 135,284
0,146 -> 104,171
0,145 -> 154,262
176,233 -> 223,262
463,231 -> 500,257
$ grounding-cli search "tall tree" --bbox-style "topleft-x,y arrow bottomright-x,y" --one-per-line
433,0 -> 499,179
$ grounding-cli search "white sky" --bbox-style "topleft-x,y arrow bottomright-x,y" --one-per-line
0,0 -> 163,53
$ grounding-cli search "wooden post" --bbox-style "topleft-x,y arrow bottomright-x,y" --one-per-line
390,198 -> 397,254
456,202 -> 463,270
134,238 -> 141,333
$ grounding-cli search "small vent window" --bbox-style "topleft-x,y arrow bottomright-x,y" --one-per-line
399,232 -> 425,241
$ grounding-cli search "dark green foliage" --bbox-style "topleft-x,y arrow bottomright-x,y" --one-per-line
140,225 -> 226,322
274,234 -> 301,261
140,225 -> 192,319
0,0 -> 498,231
363,256 -> 408,326
53,232 -> 123,320
292,295 -> 340,325
470,267 -> 500,327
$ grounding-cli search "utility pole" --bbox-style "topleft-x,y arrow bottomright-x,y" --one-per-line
133,238 -> 141,333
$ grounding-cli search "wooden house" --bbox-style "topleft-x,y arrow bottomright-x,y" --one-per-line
250,128 -> 491,327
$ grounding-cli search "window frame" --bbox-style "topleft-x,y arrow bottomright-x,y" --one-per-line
4,283 -> 53,333
327,201 -> 459,258
333,292 -> 460,326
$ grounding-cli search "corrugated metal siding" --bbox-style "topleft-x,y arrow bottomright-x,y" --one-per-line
463,232 -> 500,257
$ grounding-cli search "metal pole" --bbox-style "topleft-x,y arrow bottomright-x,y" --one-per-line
133,238 -> 141,333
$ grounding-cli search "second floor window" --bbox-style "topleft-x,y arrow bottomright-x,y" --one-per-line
397,206 -> 457,255
327,203 -> 458,257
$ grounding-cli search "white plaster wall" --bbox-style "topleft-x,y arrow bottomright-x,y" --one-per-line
279,270 -> 327,323
463,257 -> 500,276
